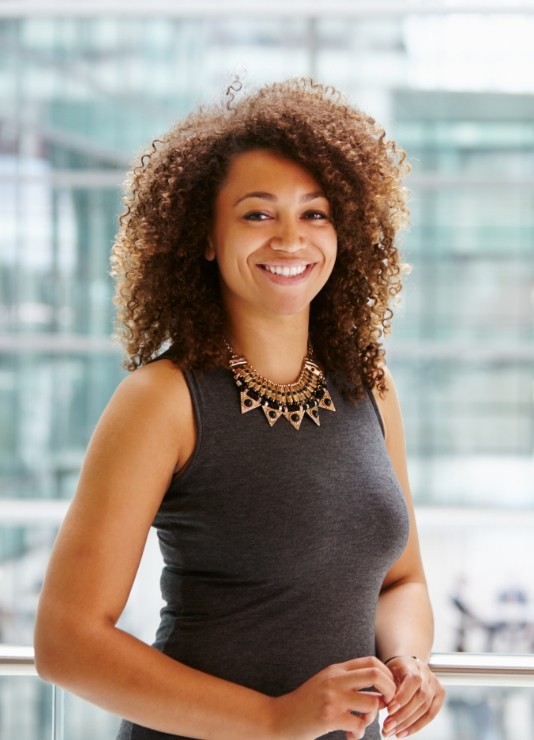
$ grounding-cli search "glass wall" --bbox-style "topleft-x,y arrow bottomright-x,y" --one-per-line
3,673 -> 534,740
1,3 -> 533,737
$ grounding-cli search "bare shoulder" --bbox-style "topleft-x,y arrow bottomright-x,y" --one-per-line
115,357 -> 190,404
94,358 -> 195,475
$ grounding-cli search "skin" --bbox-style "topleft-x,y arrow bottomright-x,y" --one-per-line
34,150 -> 444,739
372,371 -> 445,737
205,149 -> 338,381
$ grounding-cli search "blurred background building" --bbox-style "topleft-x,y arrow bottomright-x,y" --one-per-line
0,1 -> 533,738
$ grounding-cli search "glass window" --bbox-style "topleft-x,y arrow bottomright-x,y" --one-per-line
1,7 -> 533,737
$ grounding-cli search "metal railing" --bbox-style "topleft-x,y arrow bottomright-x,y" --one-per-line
2,645 -> 534,686
429,652 -> 534,687
0,645 -> 37,676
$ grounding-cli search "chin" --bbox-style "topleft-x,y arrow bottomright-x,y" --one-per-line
267,300 -> 312,317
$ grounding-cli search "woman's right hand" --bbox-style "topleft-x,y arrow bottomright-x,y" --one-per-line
270,656 -> 396,740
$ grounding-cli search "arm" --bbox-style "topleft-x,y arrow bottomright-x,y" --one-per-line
34,360 -> 274,738
34,360 -> 395,740
373,367 -> 445,737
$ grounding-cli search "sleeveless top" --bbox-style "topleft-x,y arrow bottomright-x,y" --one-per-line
117,366 -> 409,740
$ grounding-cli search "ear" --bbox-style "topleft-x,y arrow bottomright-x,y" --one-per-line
204,237 -> 216,262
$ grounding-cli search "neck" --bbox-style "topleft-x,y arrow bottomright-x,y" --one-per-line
226,315 -> 310,384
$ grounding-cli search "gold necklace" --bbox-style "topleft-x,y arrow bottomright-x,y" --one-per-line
227,345 -> 336,430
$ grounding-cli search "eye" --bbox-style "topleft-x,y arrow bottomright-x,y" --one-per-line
302,209 -> 330,221
243,210 -> 270,221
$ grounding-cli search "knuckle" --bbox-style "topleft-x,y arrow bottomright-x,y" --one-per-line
368,666 -> 381,682
421,695 -> 432,712
411,673 -> 423,688
322,685 -> 337,707
325,663 -> 341,679
320,667 -> 337,688
318,694 -> 337,724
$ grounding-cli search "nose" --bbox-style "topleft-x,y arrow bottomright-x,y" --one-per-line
269,218 -> 304,253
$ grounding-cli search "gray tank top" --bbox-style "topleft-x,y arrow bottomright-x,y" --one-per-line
117,366 -> 409,740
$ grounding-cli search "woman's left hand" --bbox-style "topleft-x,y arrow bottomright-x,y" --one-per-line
380,656 -> 445,738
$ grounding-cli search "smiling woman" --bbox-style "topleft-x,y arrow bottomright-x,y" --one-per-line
108,78 -> 409,401
205,149 -> 337,329
34,78 -> 444,740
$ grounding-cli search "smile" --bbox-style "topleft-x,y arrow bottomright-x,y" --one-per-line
261,264 -> 309,277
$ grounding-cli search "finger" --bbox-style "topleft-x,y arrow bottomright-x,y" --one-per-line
333,711 -> 369,740
350,672 -> 396,705
384,693 -> 443,737
347,665 -> 397,703
382,690 -> 429,738
406,691 -> 445,734
341,655 -> 397,679
346,727 -> 369,740
359,690 -> 388,711
382,675 -> 426,737
344,708 -> 379,740
383,675 -> 445,738
313,693 -> 374,738
336,663 -> 396,700
387,671 -> 423,714
346,691 -> 380,716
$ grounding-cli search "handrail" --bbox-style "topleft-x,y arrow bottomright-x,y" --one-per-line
0,646 -> 37,676
2,646 -> 534,686
429,652 -> 534,687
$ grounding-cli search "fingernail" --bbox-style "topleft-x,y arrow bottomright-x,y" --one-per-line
397,732 -> 408,738
388,702 -> 400,713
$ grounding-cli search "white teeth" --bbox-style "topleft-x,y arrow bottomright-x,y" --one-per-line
264,264 -> 307,277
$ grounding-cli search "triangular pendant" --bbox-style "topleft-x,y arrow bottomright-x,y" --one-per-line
283,409 -> 305,430
262,405 -> 282,426
240,392 -> 262,414
305,406 -> 321,426
318,390 -> 336,412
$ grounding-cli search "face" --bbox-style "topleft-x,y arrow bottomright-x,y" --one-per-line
206,149 -> 337,321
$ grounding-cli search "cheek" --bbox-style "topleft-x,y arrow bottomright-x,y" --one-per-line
326,236 -> 338,264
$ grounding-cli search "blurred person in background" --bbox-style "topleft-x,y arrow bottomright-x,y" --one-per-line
34,78 -> 444,740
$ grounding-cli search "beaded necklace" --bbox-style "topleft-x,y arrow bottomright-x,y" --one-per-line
227,346 -> 336,430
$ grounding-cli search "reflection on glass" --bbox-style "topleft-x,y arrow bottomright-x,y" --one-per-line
0,676 -> 53,740
410,686 -> 534,740
0,355 -> 125,500
389,358 -> 533,506
0,525 -> 58,644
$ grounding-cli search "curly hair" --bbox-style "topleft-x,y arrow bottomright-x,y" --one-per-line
111,78 -> 410,399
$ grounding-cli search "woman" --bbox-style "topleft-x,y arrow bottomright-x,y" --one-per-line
34,79 -> 444,739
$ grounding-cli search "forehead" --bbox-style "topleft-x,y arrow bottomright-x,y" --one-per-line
218,149 -> 322,197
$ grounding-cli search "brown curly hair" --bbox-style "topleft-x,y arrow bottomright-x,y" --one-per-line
111,78 -> 410,399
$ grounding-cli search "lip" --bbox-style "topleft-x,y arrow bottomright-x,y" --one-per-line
256,262 -> 315,284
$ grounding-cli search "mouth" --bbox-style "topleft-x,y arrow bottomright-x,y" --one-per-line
258,263 -> 313,278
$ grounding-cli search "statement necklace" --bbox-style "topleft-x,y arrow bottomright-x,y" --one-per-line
227,345 -> 336,430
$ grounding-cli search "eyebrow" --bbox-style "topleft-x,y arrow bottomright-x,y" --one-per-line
234,191 -> 326,206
